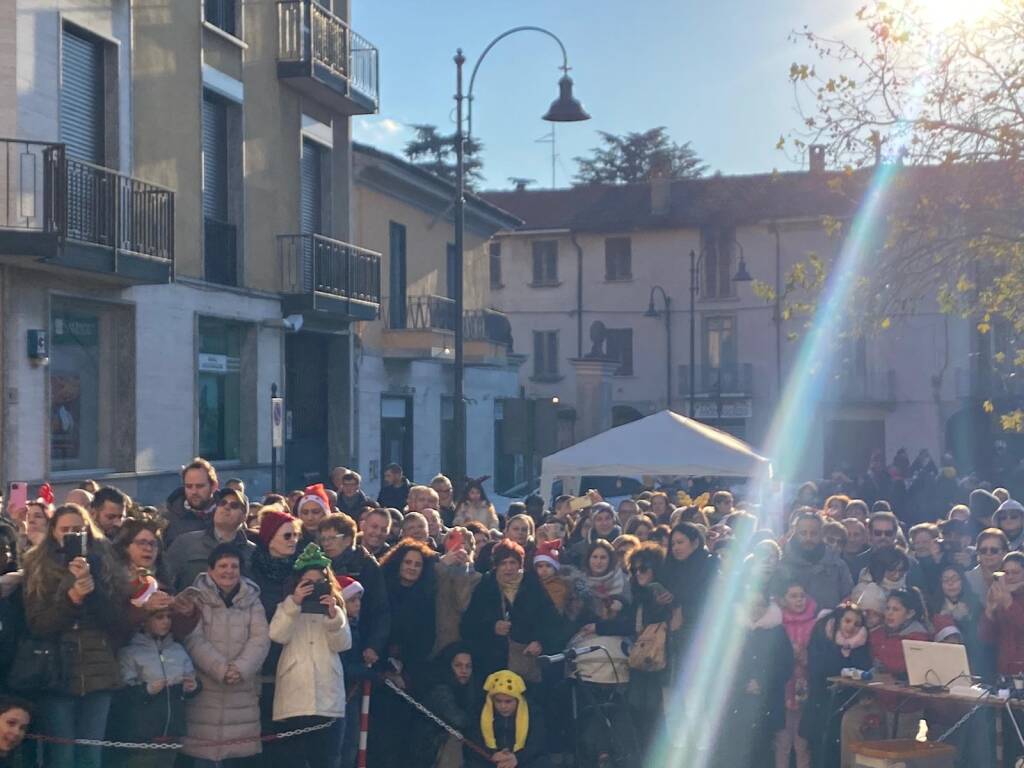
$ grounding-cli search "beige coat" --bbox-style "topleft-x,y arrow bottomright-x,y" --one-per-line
184,573 -> 270,761
268,596 -> 352,721
431,562 -> 481,657
452,501 -> 499,530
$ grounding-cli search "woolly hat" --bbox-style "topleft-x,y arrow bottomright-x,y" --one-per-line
481,670 -> 529,751
258,508 -> 297,549
995,499 -> 1024,524
294,542 -> 332,573
336,574 -> 364,602
970,489 -> 1000,521
851,581 -> 886,614
297,483 -> 332,516
533,539 -> 561,570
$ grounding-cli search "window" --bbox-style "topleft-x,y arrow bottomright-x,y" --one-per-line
202,91 -> 238,286
533,331 -> 559,379
205,0 -> 237,36
531,241 -> 559,286
605,328 -> 634,376
388,222 -> 407,329
50,298 -> 135,472
60,25 -> 107,165
197,317 -> 242,461
381,396 -> 413,478
489,241 -> 503,289
704,316 -> 737,370
702,227 -> 736,299
605,237 -> 632,281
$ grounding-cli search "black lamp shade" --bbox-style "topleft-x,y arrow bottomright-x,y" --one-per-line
542,75 -> 590,122
733,256 -> 753,282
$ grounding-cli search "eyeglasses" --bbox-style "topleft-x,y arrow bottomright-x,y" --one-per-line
280,531 -> 296,541
218,501 -> 243,511
132,539 -> 159,550
632,564 -> 651,574
872,528 -> 896,537
320,533 -> 346,543
979,547 -> 1005,555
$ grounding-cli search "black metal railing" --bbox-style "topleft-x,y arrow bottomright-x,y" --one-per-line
825,369 -> 898,402
678,363 -> 755,396
279,233 -> 381,304
277,0 -> 380,108
204,218 -> 237,286
385,294 -> 457,332
0,138 -> 174,262
464,308 -> 513,348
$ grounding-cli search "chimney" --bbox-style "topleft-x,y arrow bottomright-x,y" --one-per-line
808,144 -> 826,174
649,153 -> 671,216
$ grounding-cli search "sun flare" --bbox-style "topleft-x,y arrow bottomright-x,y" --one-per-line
918,0 -> 1006,28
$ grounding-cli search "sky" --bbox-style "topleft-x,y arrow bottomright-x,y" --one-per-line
351,0 -> 860,190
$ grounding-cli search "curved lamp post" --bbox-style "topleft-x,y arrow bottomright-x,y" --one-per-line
644,286 -> 673,411
451,27 -> 590,485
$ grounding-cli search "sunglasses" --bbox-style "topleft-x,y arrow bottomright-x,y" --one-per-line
979,547 -> 1005,555
872,529 -> 896,537
218,501 -> 244,511
632,564 -> 652,574
280,531 -> 297,541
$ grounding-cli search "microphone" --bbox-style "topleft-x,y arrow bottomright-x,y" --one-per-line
538,645 -> 603,664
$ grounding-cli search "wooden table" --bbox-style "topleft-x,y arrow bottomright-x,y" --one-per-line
828,676 -> 1024,767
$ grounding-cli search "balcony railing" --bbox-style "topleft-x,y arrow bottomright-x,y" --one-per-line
0,138 -> 174,265
678,363 -> 754,397
277,0 -> 379,112
280,233 -> 381,305
465,308 -> 513,348
386,294 -> 457,332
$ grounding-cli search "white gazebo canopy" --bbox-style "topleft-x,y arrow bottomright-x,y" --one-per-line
540,409 -> 772,501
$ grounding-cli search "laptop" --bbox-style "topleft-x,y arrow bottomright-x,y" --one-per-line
901,639 -> 971,688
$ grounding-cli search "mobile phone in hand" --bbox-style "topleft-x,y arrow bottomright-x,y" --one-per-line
301,580 -> 331,614
62,531 -> 88,560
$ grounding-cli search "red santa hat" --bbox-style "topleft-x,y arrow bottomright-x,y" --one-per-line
534,539 -> 561,571
297,483 -> 332,516
130,573 -> 160,608
336,574 -> 364,602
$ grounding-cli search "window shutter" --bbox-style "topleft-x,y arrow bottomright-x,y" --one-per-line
60,27 -> 105,164
202,94 -> 228,222
300,139 -> 323,235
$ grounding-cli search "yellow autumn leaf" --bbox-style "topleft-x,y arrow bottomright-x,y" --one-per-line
880,318 -> 891,329
984,400 -> 995,413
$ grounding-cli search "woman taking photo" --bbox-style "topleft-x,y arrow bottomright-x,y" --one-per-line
268,543 -> 351,768
22,503 -> 128,768
184,543 -> 270,767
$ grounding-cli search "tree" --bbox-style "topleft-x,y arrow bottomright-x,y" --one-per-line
573,127 -> 707,184
403,124 -> 484,188
775,1 -> 1024,425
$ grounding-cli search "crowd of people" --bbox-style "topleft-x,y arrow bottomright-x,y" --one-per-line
0,451 -> 1022,767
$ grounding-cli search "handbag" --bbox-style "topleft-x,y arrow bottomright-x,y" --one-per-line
7,636 -> 70,693
628,606 -> 667,672
507,639 -> 541,683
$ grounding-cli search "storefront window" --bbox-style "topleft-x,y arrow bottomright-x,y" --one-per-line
50,304 -> 102,470
198,317 -> 242,460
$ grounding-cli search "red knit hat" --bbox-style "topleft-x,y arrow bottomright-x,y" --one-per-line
534,539 -> 561,570
297,483 -> 332,516
259,509 -> 298,549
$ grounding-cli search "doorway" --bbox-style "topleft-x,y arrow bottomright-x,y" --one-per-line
285,332 -> 329,489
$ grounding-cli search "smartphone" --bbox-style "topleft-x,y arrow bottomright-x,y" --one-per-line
5,482 -> 28,517
648,582 -> 670,601
445,529 -> 465,553
301,579 -> 331,614
62,531 -> 88,560
569,495 -> 592,512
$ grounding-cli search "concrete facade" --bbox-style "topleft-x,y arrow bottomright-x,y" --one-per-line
485,179 -> 976,482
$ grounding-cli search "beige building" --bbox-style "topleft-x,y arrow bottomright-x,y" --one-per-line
484,164 -> 982,483
350,143 -> 523,495
0,0 -> 382,498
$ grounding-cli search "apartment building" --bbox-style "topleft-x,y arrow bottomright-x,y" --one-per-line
484,164 -> 985,482
351,143 -> 523,496
0,0 -> 382,498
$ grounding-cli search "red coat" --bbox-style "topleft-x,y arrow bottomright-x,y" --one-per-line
980,592 -> 1024,676
869,623 -> 930,711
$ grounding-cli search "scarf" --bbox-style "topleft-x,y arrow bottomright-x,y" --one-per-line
586,567 -> 628,600
498,570 -> 524,608
826,618 -> 869,658
218,582 -> 241,608
941,597 -> 971,622
880,573 -> 907,593
749,601 -> 783,630
540,573 -> 569,614
481,671 -> 528,751
252,546 -> 297,583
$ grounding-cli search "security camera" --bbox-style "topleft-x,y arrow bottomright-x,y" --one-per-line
282,314 -> 304,333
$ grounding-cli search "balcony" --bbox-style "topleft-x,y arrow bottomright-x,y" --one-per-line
277,0 -> 379,116
381,295 -> 513,364
955,366 -> 1024,400
823,368 -> 898,404
0,139 -> 174,283
679,363 -> 754,397
279,233 -> 381,321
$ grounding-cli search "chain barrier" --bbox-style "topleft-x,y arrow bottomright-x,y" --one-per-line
25,719 -> 333,750
381,676 -> 493,760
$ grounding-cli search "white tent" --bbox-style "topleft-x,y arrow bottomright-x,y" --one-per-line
540,409 -> 772,501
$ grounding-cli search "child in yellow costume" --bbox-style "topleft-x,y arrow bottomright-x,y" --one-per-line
466,670 -> 551,768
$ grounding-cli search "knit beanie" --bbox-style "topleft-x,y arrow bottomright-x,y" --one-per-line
294,543 -> 332,573
336,575 -> 364,602
533,539 -> 561,570
995,499 -> 1024,524
970,489 -> 1000,521
259,508 -> 298,549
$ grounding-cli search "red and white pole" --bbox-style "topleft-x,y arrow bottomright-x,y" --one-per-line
357,679 -> 371,768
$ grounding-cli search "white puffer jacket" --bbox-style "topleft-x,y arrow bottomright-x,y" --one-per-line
183,573 -> 270,761
269,596 -> 352,721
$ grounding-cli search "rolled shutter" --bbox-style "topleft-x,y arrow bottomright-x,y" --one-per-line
60,27 -> 105,164
202,94 -> 228,222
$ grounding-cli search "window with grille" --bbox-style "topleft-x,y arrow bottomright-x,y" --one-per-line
531,241 -> 559,285
605,237 -> 632,281
533,331 -> 559,378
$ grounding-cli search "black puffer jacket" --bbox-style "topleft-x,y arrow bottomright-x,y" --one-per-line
331,545 -> 391,657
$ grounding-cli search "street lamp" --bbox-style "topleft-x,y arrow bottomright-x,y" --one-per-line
452,27 -> 590,487
644,286 -> 672,411
688,242 -> 752,419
